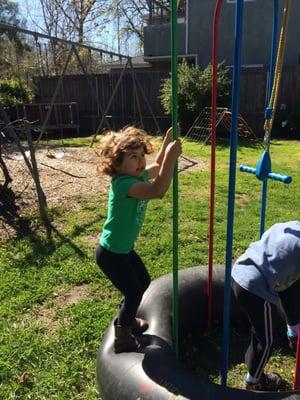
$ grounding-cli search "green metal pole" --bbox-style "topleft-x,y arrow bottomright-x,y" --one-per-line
171,0 -> 179,359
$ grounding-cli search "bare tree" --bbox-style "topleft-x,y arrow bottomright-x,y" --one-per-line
21,0 -> 110,74
107,0 -> 172,51
25,0 -> 109,43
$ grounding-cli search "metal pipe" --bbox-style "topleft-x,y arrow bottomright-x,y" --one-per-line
221,0 -> 244,387
171,0 -> 179,361
185,0 -> 189,54
0,22 -> 130,60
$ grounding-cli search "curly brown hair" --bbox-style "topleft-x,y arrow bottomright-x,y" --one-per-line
96,126 -> 153,176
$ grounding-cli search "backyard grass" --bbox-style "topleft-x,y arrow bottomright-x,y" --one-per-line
0,137 -> 299,399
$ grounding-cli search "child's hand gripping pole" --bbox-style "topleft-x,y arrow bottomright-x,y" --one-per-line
294,325 -> 300,390
239,150 -> 292,184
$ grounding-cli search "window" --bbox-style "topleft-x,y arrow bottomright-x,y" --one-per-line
227,0 -> 256,3
227,64 -> 264,69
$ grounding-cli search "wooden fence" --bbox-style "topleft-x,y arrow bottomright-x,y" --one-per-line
239,66 -> 300,136
36,71 -> 169,135
31,66 -> 300,137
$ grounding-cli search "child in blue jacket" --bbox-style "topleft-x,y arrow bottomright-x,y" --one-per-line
232,221 -> 300,391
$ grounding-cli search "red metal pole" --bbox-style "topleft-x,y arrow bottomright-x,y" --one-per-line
294,325 -> 300,390
207,0 -> 223,334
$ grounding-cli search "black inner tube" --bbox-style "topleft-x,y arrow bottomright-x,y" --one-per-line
97,266 -> 300,400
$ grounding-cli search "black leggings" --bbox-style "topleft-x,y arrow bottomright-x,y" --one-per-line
232,279 -> 300,378
95,245 -> 151,327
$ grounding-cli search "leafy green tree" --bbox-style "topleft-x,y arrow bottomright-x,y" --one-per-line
0,78 -> 34,109
160,59 -> 232,131
0,0 -> 30,80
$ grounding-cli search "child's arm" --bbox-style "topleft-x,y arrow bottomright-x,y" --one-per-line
154,126 -> 174,167
146,127 -> 174,179
128,139 -> 182,200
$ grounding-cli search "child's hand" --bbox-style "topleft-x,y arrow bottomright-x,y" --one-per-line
165,139 -> 182,159
164,127 -> 173,145
165,125 -> 180,144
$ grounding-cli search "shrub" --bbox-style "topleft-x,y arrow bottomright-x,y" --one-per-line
160,60 -> 231,131
0,78 -> 34,109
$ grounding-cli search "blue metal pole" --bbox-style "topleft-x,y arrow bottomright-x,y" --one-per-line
260,0 -> 279,238
266,0 -> 279,105
221,0 -> 244,386
260,180 -> 268,237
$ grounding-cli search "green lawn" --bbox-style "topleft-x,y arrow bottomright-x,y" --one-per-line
0,137 -> 299,399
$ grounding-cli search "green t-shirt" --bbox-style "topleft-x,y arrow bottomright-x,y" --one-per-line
100,170 -> 149,254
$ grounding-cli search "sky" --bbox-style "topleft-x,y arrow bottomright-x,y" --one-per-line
16,0 -> 137,56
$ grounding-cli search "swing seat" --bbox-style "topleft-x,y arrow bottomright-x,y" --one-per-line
46,147 -> 65,159
255,150 -> 271,181
240,150 -> 292,184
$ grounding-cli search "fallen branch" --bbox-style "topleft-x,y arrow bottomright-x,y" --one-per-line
39,162 -> 87,178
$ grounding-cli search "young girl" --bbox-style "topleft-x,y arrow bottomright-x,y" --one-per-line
96,126 -> 181,353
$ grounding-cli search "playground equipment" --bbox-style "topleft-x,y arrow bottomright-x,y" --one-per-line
295,328 -> 300,390
185,107 -> 253,145
97,266 -> 300,399
239,0 -> 292,237
96,0 -> 298,397
15,102 -> 80,158
215,0 -> 294,386
0,22 -> 161,149
15,102 -> 80,136
208,0 -> 293,349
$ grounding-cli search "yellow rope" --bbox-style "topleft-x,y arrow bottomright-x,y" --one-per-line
264,0 -> 291,146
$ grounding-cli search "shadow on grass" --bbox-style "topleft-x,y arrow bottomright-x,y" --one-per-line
192,137 -> 295,150
217,138 -> 264,150
184,137 -> 265,150
1,208 -> 101,270
36,137 -> 94,149
0,185 -> 32,237
179,325 -> 245,382
179,323 -> 294,390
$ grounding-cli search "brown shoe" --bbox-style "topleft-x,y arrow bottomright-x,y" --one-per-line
244,372 -> 283,391
131,318 -> 149,335
114,325 -> 149,354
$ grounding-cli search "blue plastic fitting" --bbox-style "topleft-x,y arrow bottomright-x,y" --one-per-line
264,107 -> 273,120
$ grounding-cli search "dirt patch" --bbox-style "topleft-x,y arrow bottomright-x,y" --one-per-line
1,144 -> 107,207
83,233 -> 100,246
56,284 -> 90,307
36,305 -> 62,335
36,284 -> 90,334
235,193 -> 250,207
0,143 -> 206,239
